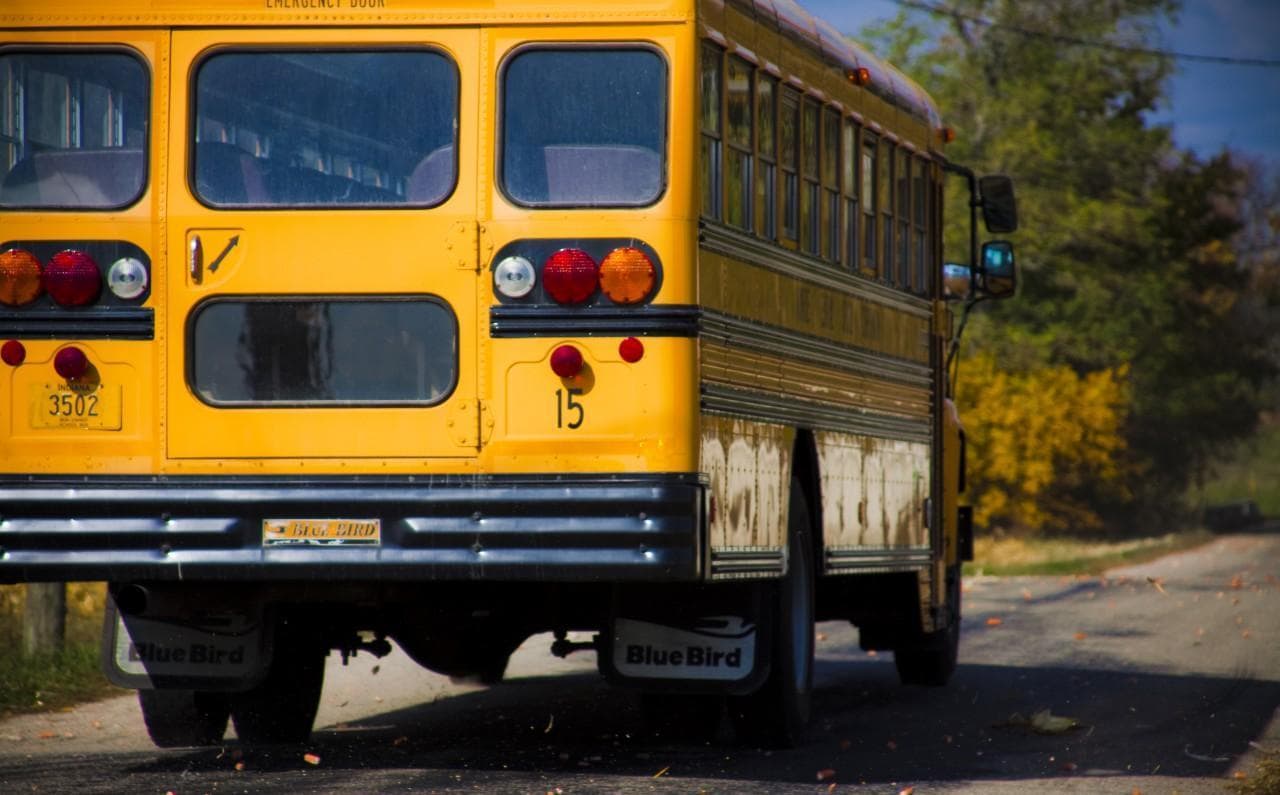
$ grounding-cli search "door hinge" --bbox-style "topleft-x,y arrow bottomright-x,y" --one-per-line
447,399 -> 493,449
447,221 -> 480,271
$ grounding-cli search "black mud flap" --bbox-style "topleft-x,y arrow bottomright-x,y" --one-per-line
101,598 -> 270,691
600,585 -> 770,696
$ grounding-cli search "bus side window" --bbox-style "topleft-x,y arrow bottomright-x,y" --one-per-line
880,139 -> 895,284
725,55 -> 753,231
861,132 -> 877,277
913,154 -> 928,295
897,146 -> 911,290
755,74 -> 777,240
822,106 -> 839,264
842,118 -> 858,270
779,87 -> 799,241
700,42 -> 723,221
800,98 -> 820,256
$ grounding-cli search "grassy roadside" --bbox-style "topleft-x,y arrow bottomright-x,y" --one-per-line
963,530 -> 1215,577
0,583 -> 122,718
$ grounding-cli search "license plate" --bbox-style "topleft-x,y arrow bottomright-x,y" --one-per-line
30,383 -> 122,430
262,519 -> 381,547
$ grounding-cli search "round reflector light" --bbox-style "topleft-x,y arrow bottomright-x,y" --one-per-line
107,257 -> 149,300
1,340 -> 25,367
493,255 -> 536,298
550,344 -> 584,378
0,248 -> 43,307
619,336 -> 645,363
44,250 -> 102,307
54,346 -> 89,379
543,249 -> 598,305
599,247 -> 656,305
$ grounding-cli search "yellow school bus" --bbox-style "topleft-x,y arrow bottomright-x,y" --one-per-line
0,0 -> 1016,747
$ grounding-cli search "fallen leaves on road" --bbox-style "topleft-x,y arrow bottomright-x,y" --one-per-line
234,761 -> 245,772
392,735 -> 409,747
1073,632 -> 1088,641
1183,744 -> 1231,762
544,714 -> 555,733
1000,709 -> 1080,735
816,632 -> 828,641
652,766 -> 670,779
1146,576 -> 1167,595
898,787 -> 915,795
816,768 -> 836,781
303,752 -> 321,765
985,617 -> 1003,627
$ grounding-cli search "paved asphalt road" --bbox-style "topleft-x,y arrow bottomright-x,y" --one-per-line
1,532 -> 1277,794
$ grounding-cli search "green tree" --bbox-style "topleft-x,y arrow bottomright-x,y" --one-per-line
863,0 -> 1280,531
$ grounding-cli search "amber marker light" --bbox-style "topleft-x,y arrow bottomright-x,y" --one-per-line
619,336 -> 644,363
0,248 -> 43,306
940,126 -> 957,144
53,346 -> 89,380
600,247 -> 656,305
1,340 -> 25,366
550,344 -> 584,378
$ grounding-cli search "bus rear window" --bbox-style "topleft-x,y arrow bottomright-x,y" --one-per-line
0,51 -> 149,210
193,50 -> 457,208
190,298 -> 457,406
501,48 -> 667,207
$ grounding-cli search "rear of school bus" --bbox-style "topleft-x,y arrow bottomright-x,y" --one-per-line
0,0 -> 715,745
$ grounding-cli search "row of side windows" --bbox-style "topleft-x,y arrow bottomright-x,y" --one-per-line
700,42 -> 937,298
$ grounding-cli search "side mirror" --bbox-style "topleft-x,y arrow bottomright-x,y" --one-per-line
977,240 -> 1016,299
942,263 -> 972,300
978,175 -> 1018,234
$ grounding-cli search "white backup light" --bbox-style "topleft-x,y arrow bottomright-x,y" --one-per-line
494,255 -> 536,298
107,257 -> 149,299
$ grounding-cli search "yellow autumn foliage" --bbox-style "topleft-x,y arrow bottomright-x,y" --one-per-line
961,353 -> 1130,533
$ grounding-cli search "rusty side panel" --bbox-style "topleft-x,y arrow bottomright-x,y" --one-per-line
816,430 -> 930,553
700,414 -> 792,555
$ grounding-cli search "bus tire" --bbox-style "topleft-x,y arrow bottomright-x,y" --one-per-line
893,564 -> 961,687
138,689 -> 230,748
729,476 -> 814,747
230,622 -> 326,745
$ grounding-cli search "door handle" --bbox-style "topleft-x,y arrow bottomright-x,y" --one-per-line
188,234 -> 203,285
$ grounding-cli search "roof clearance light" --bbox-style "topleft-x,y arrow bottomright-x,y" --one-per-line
494,255 -> 537,299
599,247 -> 656,305
1,340 -> 25,367
44,250 -> 102,307
53,346 -> 89,380
846,67 -> 871,86
543,249 -> 598,305
107,257 -> 149,300
0,248 -> 44,307
619,336 -> 644,363
940,126 -> 957,144
550,344 -> 584,378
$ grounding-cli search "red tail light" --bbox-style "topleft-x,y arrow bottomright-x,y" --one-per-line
0,248 -> 43,307
543,249 -> 598,305
44,250 -> 102,307
550,344 -> 584,378
54,346 -> 89,379
1,340 -> 25,366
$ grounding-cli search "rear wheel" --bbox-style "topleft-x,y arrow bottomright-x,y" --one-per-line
893,564 -> 961,686
230,620 -> 326,745
729,476 -> 814,747
138,689 -> 230,748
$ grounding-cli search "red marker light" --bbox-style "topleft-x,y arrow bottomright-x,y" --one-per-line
53,346 -> 89,379
1,339 -> 25,366
543,249 -> 598,305
44,250 -> 102,307
619,336 -> 644,363
550,344 -> 584,378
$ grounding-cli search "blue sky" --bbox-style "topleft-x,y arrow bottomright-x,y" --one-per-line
801,0 -> 1280,164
